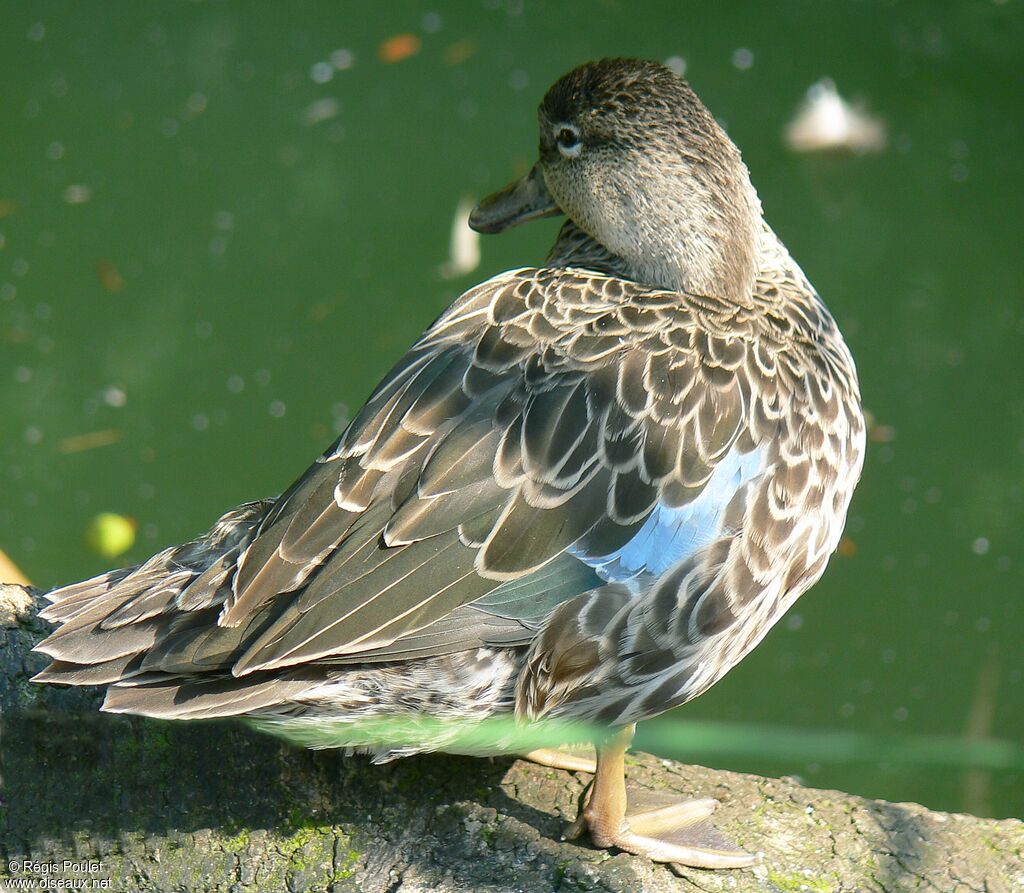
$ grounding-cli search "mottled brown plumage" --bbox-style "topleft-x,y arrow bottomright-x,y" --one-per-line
33,58 -> 864,871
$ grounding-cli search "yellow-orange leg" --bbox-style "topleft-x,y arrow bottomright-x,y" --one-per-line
563,725 -> 758,870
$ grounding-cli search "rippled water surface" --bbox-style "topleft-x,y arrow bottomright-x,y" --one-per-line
2,1 -> 1021,818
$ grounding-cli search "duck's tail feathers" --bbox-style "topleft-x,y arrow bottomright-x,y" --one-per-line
99,671 -> 322,719
32,499 -> 275,691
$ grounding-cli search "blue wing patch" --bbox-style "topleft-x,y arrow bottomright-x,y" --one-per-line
571,448 -> 765,582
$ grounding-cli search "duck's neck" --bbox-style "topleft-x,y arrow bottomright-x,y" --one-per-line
547,202 -> 761,305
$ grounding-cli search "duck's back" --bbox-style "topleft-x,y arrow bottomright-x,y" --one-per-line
34,240 -> 863,753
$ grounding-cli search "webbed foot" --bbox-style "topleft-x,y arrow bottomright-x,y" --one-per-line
563,726 -> 759,870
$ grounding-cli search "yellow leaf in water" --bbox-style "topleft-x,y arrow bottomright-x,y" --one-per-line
85,513 -> 137,560
0,549 -> 31,586
59,429 -> 121,453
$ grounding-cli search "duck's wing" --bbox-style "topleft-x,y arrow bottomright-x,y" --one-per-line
218,267 -> 762,676
37,266 -> 769,696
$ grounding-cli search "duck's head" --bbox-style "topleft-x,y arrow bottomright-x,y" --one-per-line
470,58 -> 762,302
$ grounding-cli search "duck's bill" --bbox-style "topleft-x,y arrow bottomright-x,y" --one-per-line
469,164 -> 562,234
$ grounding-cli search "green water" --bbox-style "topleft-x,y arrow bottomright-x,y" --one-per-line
2,1 -> 1021,819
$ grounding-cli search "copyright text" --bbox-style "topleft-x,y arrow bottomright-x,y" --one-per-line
4,860 -> 111,890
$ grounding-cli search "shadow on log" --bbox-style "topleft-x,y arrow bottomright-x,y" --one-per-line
2,584 -> 1021,892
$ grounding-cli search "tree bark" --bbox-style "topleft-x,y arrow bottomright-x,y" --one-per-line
2,584 -> 1020,893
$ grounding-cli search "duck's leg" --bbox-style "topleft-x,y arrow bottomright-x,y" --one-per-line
563,725 -> 758,870
522,746 -> 596,773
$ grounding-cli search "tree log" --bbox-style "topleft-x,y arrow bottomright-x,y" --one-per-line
2,584 -> 1020,893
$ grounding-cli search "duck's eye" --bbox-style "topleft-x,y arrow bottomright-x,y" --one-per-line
556,125 -> 582,158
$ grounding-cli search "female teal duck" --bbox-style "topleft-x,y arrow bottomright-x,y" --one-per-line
34,59 -> 865,870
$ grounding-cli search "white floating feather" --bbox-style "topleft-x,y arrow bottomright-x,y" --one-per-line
438,196 -> 481,279
784,79 -> 886,154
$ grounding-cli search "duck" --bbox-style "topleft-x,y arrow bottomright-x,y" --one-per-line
32,58 -> 865,871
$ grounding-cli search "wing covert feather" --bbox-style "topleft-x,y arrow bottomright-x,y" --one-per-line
209,268 -> 773,675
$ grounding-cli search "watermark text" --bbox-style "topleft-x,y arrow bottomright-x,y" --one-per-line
4,860 -> 111,890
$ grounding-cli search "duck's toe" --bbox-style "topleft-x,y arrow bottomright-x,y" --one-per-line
565,782 -> 759,870
630,796 -> 759,870
521,746 -> 596,773
560,725 -> 759,870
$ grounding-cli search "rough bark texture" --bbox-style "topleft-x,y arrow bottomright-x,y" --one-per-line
2,584 -> 1021,893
